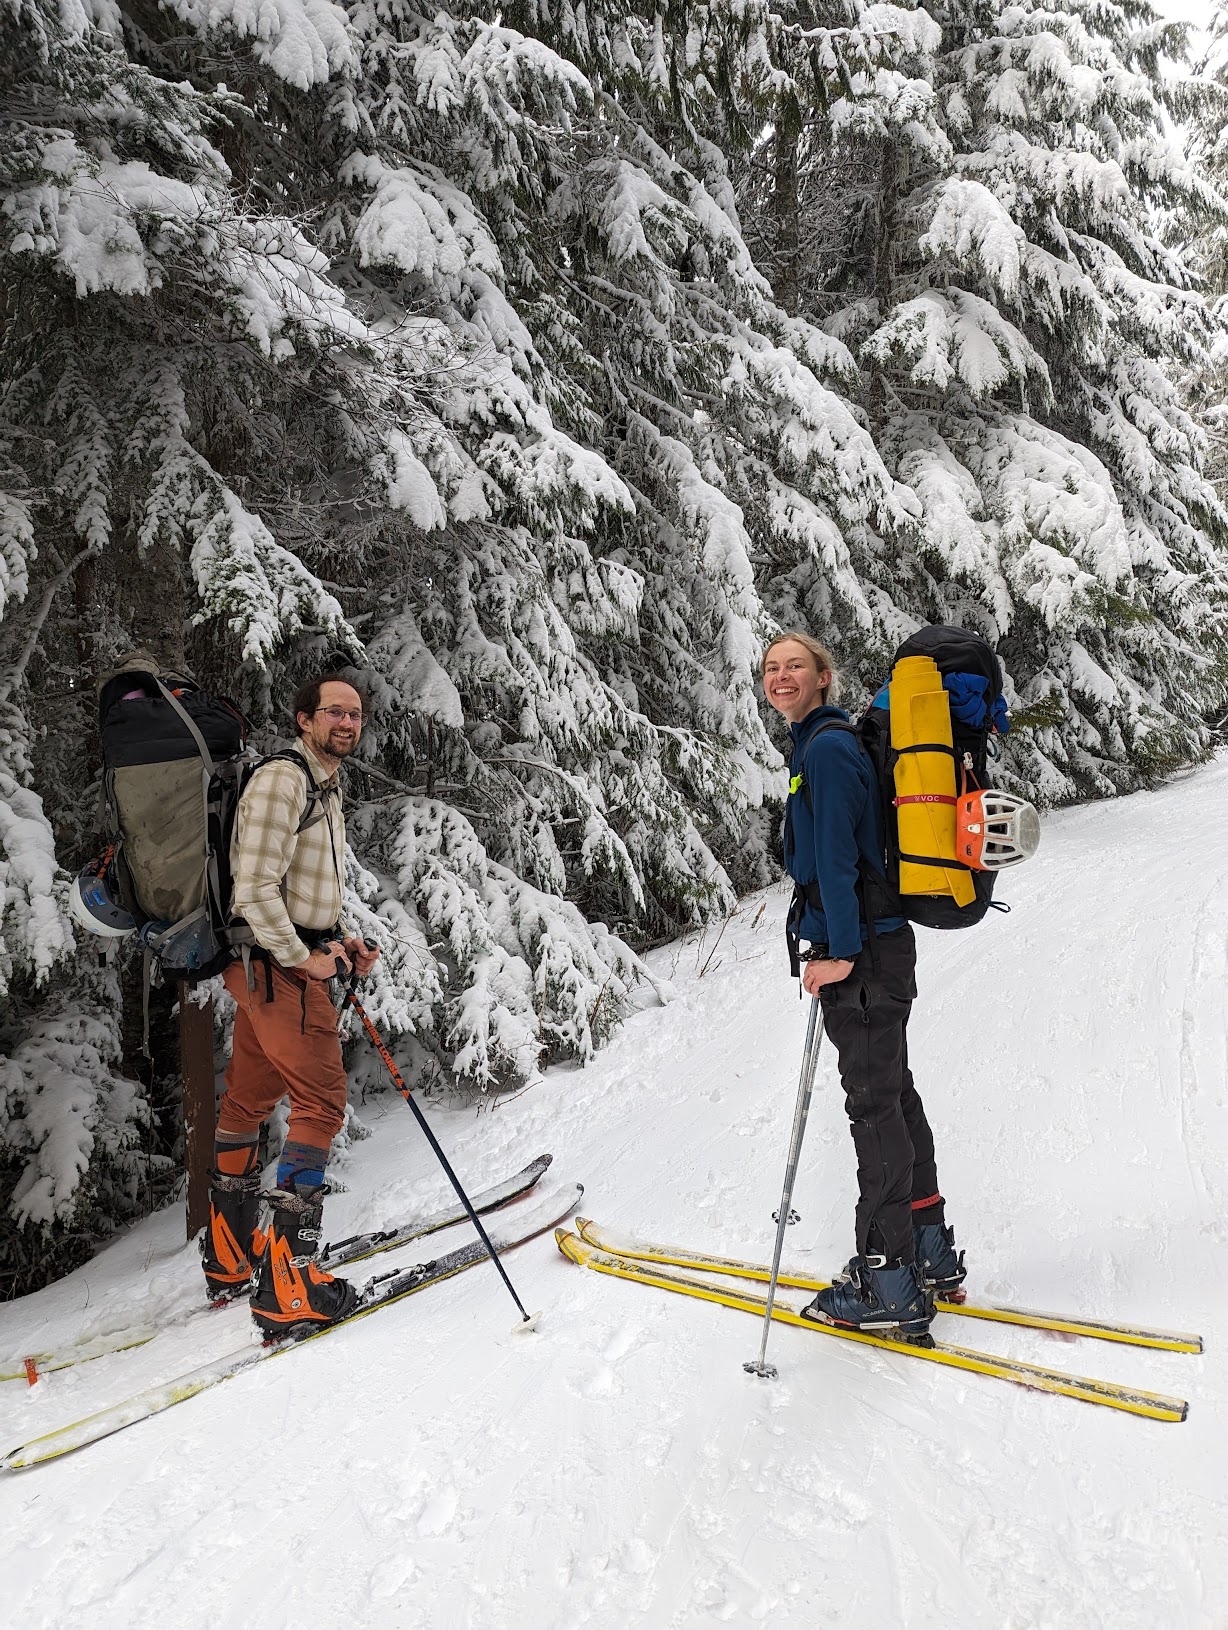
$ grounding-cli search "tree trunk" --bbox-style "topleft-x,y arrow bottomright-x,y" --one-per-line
118,517 -> 187,670
869,138 -> 902,433
179,986 -> 216,1240
774,124 -> 800,317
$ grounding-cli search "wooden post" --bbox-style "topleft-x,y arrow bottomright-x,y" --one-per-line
180,984 -> 216,1239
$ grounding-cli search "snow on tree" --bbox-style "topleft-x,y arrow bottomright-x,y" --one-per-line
0,0 -> 399,1277
739,0 -> 1228,800
4,0 -> 1228,1289
0,0 -> 808,1272
1187,7 -> 1228,505
316,0 -> 962,951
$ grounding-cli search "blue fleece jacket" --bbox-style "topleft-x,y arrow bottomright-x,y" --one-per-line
783,706 -> 904,958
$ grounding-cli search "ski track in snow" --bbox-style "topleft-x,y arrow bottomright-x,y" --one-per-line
2,762 -> 1227,1629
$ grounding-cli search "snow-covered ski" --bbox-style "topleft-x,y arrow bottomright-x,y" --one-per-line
571,1218 -> 1203,1354
556,1230 -> 1189,1424
1,1181 -> 582,1471
321,1151 -> 553,1268
0,1152 -> 553,1383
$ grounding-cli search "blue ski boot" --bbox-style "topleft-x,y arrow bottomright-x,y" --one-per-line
914,1221 -> 967,1301
801,1255 -> 934,1343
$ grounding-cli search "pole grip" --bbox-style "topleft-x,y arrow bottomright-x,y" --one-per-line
347,935 -> 379,996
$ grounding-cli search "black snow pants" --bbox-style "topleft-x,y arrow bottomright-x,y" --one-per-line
818,924 -> 940,1263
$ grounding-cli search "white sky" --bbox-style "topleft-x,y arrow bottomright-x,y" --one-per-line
1153,0 -> 1207,16
1151,0 -> 1212,58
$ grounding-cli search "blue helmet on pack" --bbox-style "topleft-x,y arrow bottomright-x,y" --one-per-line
69,853 -> 136,938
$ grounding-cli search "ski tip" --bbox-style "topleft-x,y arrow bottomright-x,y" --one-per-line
556,1229 -> 592,1269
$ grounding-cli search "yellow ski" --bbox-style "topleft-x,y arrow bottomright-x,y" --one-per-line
0,1329 -> 162,1384
556,1230 -> 1189,1424
573,1219 -> 1203,1354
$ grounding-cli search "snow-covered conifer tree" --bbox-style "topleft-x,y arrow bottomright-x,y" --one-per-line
741,0 -> 1228,799
2,0 -> 916,1267
7,0 -> 1227,1289
1188,7 -> 1228,495
0,0 -> 431,1276
271,0 -> 955,1076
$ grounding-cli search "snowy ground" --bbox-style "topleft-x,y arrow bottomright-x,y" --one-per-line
2,759 -> 1226,1630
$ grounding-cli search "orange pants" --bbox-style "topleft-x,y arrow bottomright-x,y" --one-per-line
217,960 -> 348,1151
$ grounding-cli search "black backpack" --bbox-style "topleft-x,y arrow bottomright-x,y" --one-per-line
785,626 -> 1006,970
860,624 -> 1004,931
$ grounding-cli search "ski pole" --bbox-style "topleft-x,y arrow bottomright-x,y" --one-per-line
342,945 -> 534,1324
744,997 -> 825,1380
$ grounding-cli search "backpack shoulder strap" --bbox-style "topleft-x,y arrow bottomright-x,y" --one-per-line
154,677 -> 217,775
253,749 -> 333,834
784,716 -> 868,975
790,717 -> 860,814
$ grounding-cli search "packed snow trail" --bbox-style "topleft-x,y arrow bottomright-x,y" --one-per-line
2,760 -> 1226,1629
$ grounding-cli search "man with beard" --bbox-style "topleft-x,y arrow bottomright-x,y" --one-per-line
201,673 -> 380,1333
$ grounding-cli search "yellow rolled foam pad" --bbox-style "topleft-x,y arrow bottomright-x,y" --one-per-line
890,655 -> 977,905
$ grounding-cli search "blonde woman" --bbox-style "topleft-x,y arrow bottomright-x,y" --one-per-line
762,633 -> 965,1340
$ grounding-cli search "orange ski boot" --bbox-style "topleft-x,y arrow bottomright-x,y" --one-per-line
249,1186 -> 358,1339
201,1169 -> 264,1302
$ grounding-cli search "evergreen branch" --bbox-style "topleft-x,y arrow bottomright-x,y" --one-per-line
0,542 -> 95,706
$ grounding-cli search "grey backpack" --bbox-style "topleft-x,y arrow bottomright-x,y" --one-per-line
98,652 -> 327,986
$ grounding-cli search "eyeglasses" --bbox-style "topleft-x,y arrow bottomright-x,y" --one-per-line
315,707 -> 364,724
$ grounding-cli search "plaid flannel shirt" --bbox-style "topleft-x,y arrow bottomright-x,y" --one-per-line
230,740 -> 347,967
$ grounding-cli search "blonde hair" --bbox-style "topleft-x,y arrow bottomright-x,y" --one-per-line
762,630 -> 840,704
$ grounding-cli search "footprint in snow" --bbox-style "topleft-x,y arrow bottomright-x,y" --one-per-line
416,1487 -> 459,1537
369,1554 -> 417,1599
582,1364 -> 619,1398
602,1323 -> 642,1363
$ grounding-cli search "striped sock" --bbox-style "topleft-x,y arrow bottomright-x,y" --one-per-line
277,1140 -> 329,1195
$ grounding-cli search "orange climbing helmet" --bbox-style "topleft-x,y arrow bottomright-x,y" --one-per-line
956,764 -> 1041,871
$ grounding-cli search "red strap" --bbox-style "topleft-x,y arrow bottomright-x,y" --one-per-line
911,1193 -> 943,1211
893,794 -> 957,806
